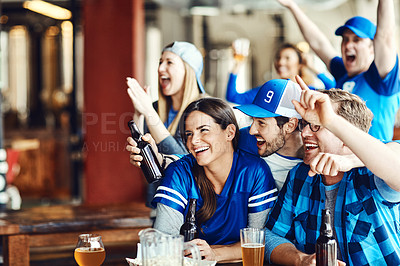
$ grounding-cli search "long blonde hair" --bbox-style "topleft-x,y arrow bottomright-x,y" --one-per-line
158,62 -> 202,135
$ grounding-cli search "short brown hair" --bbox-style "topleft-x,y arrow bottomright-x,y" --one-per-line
321,89 -> 373,133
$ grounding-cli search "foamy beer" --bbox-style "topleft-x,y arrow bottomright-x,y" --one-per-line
74,234 -> 106,266
232,38 -> 250,62
240,228 -> 265,266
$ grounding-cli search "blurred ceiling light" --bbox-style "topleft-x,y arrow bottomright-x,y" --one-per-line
23,0 -> 72,20
190,6 -> 220,16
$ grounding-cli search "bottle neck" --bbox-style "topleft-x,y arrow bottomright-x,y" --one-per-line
185,199 -> 197,223
320,210 -> 333,237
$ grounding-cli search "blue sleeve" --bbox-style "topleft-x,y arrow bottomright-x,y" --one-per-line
264,228 -> 292,263
317,73 -> 336,89
368,56 -> 400,95
157,135 -> 187,155
151,159 -> 193,212
265,164 -> 305,244
370,140 -> 400,202
226,73 -> 239,102
238,127 -> 258,155
374,175 -> 400,203
248,157 -> 278,213
226,73 -> 260,104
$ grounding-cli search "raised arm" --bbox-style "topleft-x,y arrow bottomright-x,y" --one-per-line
277,0 -> 338,69
374,0 -> 397,78
127,77 -> 171,144
293,76 -> 400,192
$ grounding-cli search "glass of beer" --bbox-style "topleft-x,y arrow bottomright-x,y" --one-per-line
74,233 -> 106,266
240,228 -> 265,266
232,38 -> 250,62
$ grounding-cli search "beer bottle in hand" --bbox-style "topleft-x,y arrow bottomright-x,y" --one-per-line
316,209 -> 337,266
128,120 -> 163,183
180,199 -> 198,242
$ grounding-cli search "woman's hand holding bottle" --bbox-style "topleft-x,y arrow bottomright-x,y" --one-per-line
126,133 -> 162,168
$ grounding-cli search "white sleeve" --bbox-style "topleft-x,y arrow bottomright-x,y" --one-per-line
153,203 -> 184,235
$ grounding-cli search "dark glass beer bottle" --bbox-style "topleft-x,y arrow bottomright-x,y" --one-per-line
316,209 -> 337,266
180,199 -> 198,242
127,120 -> 163,183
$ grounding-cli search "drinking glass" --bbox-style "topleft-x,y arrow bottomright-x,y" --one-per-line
139,228 -> 201,266
240,228 -> 265,266
74,233 -> 106,266
232,38 -> 250,62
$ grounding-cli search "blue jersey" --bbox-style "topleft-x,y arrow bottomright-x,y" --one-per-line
330,56 -> 400,141
152,150 -> 278,245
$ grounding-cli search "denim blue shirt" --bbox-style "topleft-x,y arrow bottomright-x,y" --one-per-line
265,163 -> 400,266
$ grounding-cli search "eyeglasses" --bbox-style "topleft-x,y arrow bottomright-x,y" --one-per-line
298,119 -> 320,132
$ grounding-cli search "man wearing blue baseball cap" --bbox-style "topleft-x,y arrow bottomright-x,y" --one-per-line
234,79 -> 305,190
234,78 -> 364,190
277,0 -> 400,141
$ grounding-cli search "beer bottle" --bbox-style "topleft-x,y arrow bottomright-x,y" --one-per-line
180,199 -> 198,242
127,120 -> 163,183
316,209 -> 337,266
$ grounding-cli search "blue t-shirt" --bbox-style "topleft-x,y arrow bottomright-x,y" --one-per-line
165,108 -> 178,129
152,150 -> 278,245
330,56 -> 400,141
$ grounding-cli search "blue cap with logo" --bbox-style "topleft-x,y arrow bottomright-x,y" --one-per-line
234,79 -> 302,119
163,41 -> 205,93
335,16 -> 376,40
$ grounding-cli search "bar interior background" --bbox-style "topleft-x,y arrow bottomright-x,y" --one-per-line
0,0 -> 399,209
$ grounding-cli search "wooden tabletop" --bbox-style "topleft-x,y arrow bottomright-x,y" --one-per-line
0,201 -> 152,235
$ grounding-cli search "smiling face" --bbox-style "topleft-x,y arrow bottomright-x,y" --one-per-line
184,111 -> 235,167
249,117 -> 286,157
158,51 -> 186,97
341,29 -> 374,77
274,47 -> 302,80
301,123 -> 347,165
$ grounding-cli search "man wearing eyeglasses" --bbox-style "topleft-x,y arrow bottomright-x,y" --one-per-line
234,78 -> 363,191
263,76 -> 400,265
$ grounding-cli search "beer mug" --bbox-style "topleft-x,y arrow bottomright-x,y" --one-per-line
240,228 -> 265,266
232,38 -> 250,61
139,228 -> 201,266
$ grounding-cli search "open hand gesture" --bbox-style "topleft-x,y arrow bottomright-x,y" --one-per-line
126,77 -> 154,116
292,75 -> 336,129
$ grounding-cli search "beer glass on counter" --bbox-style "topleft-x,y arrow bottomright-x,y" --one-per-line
74,233 -> 106,266
240,228 -> 265,266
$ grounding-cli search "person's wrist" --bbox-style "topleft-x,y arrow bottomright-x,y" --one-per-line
294,252 -> 309,266
212,247 -> 223,262
157,153 -> 164,167
143,108 -> 161,126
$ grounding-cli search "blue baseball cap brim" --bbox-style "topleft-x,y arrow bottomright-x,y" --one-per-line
335,16 -> 376,40
234,104 -> 280,118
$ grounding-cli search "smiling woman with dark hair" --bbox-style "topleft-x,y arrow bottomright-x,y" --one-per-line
151,97 -> 277,262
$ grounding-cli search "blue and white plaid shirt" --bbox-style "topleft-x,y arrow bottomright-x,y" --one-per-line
266,163 -> 400,266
